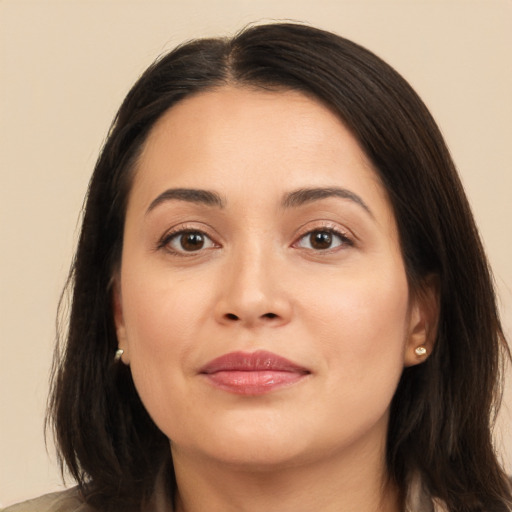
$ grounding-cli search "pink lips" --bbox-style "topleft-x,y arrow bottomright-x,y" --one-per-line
199,350 -> 310,395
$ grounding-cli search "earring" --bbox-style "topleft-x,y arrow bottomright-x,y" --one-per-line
114,348 -> 124,362
415,346 -> 427,357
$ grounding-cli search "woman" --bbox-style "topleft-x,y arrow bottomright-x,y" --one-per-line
5,22 -> 511,512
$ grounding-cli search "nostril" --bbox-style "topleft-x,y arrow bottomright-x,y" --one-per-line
222,312 -> 279,322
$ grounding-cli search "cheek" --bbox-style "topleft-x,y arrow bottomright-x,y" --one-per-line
294,268 -> 410,444
302,264 -> 411,383
121,269 -> 209,357
119,271 -> 212,425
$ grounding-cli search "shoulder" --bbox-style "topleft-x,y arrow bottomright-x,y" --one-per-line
1,488 -> 95,512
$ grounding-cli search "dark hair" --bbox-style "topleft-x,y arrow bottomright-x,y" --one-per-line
48,22 -> 511,511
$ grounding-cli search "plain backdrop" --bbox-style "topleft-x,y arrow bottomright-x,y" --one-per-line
1,0 -> 511,507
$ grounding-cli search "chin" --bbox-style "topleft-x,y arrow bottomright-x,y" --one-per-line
170,420 -> 312,470
203,441 -> 310,471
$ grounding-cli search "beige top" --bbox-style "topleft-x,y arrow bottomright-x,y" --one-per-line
2,474 -> 448,512
2,488 -> 91,512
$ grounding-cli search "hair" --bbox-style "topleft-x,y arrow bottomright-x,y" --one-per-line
48,22 -> 511,511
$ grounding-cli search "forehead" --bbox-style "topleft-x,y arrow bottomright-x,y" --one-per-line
130,86 -> 387,215
142,87 -> 357,164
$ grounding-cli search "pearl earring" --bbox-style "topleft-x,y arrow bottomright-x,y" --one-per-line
114,348 -> 124,362
415,346 -> 427,356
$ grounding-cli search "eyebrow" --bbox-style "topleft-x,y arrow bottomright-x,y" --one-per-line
146,186 -> 372,217
282,187 -> 373,216
146,188 -> 224,214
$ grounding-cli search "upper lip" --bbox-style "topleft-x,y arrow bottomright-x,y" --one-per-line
199,350 -> 310,374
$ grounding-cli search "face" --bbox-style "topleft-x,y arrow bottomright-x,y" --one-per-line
114,87 -> 430,471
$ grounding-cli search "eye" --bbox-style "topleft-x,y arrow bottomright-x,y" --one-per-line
295,229 -> 351,251
162,230 -> 217,253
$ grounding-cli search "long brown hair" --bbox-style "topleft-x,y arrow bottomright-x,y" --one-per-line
48,22 -> 511,511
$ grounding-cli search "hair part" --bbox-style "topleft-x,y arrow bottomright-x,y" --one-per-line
48,22 -> 511,511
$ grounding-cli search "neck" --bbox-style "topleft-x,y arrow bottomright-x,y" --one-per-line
171,436 -> 400,512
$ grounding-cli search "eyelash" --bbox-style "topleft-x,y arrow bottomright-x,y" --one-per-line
157,225 -> 218,256
157,224 -> 354,256
293,226 -> 353,252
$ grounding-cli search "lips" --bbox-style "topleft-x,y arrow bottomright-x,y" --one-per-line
199,350 -> 310,395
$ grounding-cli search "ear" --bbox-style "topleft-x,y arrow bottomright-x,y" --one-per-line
112,277 -> 130,365
404,274 -> 440,367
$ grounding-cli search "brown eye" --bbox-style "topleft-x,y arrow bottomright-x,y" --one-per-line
165,230 -> 215,253
295,229 -> 350,251
180,232 -> 205,251
310,231 -> 333,250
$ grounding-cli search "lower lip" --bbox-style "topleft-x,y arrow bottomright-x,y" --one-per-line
203,370 -> 307,395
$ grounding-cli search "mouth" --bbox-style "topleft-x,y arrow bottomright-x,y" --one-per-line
199,350 -> 311,395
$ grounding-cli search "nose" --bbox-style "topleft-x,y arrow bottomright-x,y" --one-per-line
214,244 -> 293,328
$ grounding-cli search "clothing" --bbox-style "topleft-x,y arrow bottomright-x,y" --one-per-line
1,488 -> 92,512
2,475 -> 448,512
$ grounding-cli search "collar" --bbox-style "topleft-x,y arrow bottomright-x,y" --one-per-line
405,471 -> 448,512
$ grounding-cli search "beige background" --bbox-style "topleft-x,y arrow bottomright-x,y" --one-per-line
1,0 -> 511,507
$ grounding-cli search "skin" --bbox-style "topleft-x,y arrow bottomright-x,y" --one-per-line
114,87 -> 435,512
